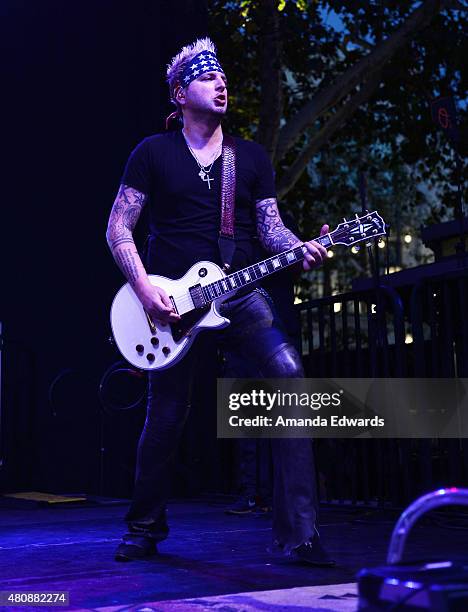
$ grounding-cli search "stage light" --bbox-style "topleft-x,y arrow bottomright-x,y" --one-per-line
351,245 -> 360,254
404,233 -> 412,244
377,239 -> 385,248
405,333 -> 413,344
333,303 -> 341,313
327,250 -> 334,258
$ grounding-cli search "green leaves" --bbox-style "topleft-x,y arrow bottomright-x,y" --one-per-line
279,0 -> 312,11
209,0 -> 467,291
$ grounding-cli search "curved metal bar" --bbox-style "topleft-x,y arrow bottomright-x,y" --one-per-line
377,284 -> 405,319
387,487 -> 468,565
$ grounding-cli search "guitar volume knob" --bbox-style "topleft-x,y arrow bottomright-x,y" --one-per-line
150,337 -> 159,346
136,344 -> 144,353
146,353 -> 155,362
162,346 -> 171,356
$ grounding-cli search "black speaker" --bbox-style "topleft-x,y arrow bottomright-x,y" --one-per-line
358,487 -> 468,611
358,559 -> 468,611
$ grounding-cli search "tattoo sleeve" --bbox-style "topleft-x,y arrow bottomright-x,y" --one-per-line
255,198 -> 300,254
106,184 -> 147,285
114,248 -> 139,284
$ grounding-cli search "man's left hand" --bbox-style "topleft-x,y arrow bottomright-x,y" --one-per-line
301,224 -> 329,271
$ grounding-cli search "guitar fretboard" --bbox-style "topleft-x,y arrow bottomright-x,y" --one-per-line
201,234 -> 332,303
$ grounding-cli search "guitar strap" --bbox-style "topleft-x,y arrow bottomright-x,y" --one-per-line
219,135 -> 236,271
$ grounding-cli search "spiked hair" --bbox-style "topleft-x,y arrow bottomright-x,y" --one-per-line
166,37 -> 218,108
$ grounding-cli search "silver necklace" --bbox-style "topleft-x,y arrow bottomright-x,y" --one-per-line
182,131 -> 222,190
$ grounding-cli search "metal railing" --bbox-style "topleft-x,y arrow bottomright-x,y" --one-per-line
300,284 -> 406,378
410,269 -> 468,377
298,270 -> 468,506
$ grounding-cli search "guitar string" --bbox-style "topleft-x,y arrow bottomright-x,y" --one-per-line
170,248 -> 304,304
169,242 -> 348,306
167,221 -> 383,308
170,256 -> 300,309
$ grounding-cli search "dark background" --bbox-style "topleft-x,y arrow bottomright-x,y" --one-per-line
2,1 -> 465,507
1,0 -> 212,496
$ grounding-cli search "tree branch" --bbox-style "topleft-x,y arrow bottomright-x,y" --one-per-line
344,35 -> 374,51
275,0 -> 452,162
257,0 -> 283,159
277,73 -> 383,200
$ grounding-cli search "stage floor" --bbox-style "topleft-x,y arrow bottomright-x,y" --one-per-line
1,498 -> 466,611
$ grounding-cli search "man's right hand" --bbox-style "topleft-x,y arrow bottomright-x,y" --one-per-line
137,285 -> 181,324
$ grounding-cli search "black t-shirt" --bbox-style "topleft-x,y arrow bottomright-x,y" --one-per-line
121,130 -> 276,278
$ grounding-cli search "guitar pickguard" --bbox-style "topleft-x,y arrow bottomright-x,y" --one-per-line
170,306 -> 211,342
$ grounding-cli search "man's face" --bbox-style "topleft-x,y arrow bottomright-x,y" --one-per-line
183,70 -> 228,116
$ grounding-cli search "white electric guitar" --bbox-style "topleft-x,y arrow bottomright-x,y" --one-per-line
110,211 -> 386,371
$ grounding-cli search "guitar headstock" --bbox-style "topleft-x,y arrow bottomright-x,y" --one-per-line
330,211 -> 386,247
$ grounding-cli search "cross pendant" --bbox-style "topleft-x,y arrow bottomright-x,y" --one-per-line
199,169 -> 213,189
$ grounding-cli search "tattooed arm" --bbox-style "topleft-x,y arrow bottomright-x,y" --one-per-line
106,184 -> 147,287
255,197 -> 329,271
106,184 -> 180,323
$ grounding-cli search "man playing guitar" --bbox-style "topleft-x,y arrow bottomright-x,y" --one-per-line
106,37 -> 334,565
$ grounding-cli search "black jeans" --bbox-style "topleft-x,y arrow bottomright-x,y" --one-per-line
124,289 -> 319,553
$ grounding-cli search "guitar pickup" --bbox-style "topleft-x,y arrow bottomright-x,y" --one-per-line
189,284 -> 206,309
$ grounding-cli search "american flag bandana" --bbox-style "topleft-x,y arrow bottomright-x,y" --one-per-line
180,51 -> 225,88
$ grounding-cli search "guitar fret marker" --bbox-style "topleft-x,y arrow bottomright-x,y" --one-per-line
272,258 -> 280,268
243,271 -> 250,281
259,264 -> 267,274
286,252 -> 295,262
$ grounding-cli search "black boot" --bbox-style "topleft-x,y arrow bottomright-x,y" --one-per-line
293,529 -> 335,567
115,536 -> 158,561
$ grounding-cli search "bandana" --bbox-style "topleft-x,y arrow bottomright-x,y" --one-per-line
180,51 -> 225,88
